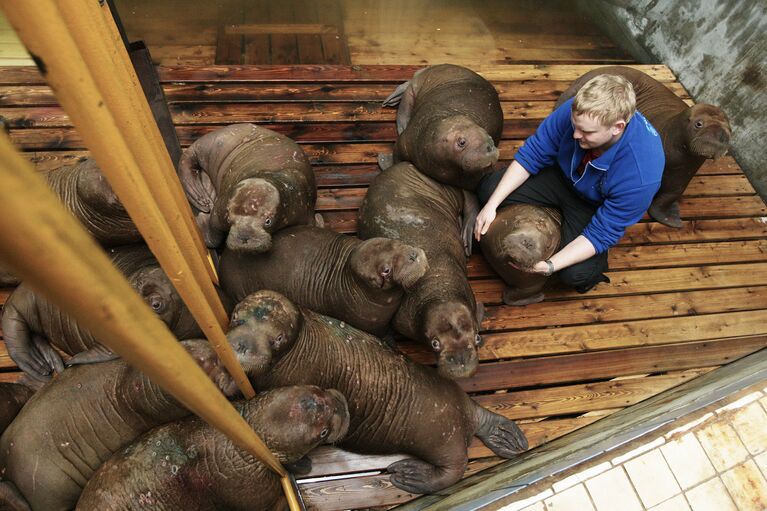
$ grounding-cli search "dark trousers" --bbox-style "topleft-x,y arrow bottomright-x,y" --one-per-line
476,165 -> 609,293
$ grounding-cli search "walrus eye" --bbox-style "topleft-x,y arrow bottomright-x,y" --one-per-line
270,333 -> 284,349
694,120 -> 704,129
149,296 -> 163,312
381,267 -> 392,277
264,218 -> 273,227
320,428 -> 329,439
430,338 -> 441,351
456,137 -> 467,149
474,334 -> 483,346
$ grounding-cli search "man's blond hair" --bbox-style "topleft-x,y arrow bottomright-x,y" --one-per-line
572,74 -> 636,126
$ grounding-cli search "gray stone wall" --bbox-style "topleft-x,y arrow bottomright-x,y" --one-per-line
576,0 -> 767,199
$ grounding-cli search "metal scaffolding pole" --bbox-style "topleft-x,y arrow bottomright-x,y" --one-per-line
0,0 -> 255,399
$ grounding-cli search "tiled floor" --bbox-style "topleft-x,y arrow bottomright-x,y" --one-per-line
498,383 -> 767,511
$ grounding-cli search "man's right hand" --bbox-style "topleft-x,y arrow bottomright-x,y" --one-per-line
474,206 -> 497,241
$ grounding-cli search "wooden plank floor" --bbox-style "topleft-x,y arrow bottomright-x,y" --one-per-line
0,63 -> 765,510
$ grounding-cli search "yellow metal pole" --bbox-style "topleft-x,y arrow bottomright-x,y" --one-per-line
1,0 -> 255,399
0,132 -> 291,481
97,0 -> 220,287
56,0 -> 222,300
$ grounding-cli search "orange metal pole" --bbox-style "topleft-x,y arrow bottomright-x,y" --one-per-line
56,0 -> 222,302
97,0 -> 220,287
1,0 -> 254,399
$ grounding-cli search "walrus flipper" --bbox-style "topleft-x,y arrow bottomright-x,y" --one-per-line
382,80 -> 409,108
178,146 -> 217,214
474,406 -> 528,457
461,190 -> 480,257
377,152 -> 395,171
0,480 -> 32,511
65,342 -> 118,367
382,80 -> 417,134
387,458 -> 465,494
2,303 -> 63,381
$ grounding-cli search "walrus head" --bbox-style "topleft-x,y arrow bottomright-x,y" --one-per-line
248,386 -> 350,462
226,290 -> 302,378
76,158 -> 124,213
349,238 -> 429,291
432,115 -> 499,174
684,104 -> 731,160
422,301 -> 483,379
133,267 -> 182,328
224,178 -> 281,253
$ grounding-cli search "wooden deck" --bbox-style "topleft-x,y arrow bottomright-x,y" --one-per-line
0,63 -> 765,510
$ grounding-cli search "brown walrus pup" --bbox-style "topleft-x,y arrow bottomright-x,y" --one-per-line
382,64 -> 503,190
227,290 -> 528,494
77,385 -> 350,511
1,244 -> 206,382
0,340 -> 239,511
218,224 -> 429,337
358,162 -> 484,379
554,65 -> 731,228
45,157 -> 141,246
178,123 -> 319,252
480,204 -> 562,306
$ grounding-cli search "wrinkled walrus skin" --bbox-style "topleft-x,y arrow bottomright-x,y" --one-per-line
77,385 -> 350,511
480,204 -> 562,306
384,64 -> 503,190
226,290 -> 528,495
178,123 -> 318,252
44,157 -> 141,246
358,162 -> 484,379
1,245 -> 206,382
0,340 -> 237,511
554,66 -> 731,228
0,383 -> 33,435
219,224 -> 428,337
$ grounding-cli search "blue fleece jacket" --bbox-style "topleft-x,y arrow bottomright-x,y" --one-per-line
514,98 -> 665,254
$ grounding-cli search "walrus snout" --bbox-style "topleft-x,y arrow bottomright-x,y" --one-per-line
322,388 -> 351,444
396,247 -> 429,290
226,224 -> 272,253
438,347 -> 479,379
226,328 -> 274,378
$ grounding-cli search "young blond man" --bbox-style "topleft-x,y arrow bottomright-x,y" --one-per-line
474,74 -> 664,294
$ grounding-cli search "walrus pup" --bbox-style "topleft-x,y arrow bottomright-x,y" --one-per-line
554,66 -> 731,228
77,385 -> 350,510
0,340 -> 238,511
219,225 -> 429,337
227,290 -> 528,494
45,157 -> 141,245
358,162 -> 483,379
382,64 -> 503,190
480,204 -> 562,306
178,123 -> 319,252
1,244 -> 205,382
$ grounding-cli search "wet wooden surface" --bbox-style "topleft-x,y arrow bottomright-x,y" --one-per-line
0,61 -> 765,510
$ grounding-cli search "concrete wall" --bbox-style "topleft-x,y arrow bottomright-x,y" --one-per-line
576,0 -> 767,199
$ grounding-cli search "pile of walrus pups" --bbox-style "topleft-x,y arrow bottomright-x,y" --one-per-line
0,64 -> 730,510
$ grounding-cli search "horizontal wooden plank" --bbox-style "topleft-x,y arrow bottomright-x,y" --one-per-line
459,336 -> 767,393
473,262 -> 767,304
481,309 -> 767,359
475,369 -> 713,420
482,286 -> 767,331
0,80 -> 690,107
466,239 -> 767,277
0,64 -> 677,85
